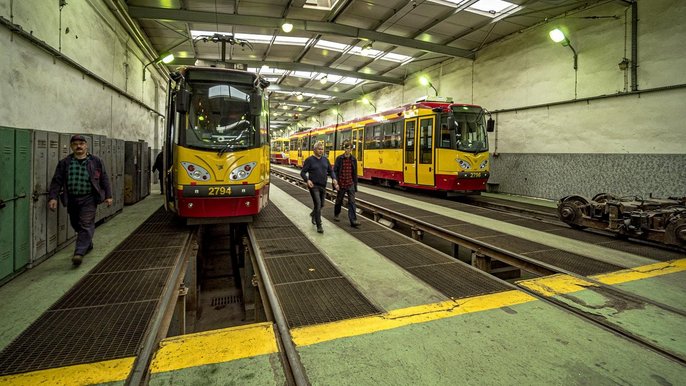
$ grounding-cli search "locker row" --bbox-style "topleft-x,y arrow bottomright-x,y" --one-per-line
0,127 -> 151,284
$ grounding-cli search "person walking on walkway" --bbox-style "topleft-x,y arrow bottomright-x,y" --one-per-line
48,134 -> 113,266
333,140 -> 360,227
301,141 -> 338,233
152,151 -> 163,194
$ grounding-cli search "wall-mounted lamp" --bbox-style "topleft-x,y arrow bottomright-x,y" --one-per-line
361,96 -> 377,112
143,52 -> 174,81
549,28 -> 578,70
419,75 -> 438,96
281,22 -> 293,33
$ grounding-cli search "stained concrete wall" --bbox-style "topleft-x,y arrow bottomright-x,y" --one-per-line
325,0 -> 686,199
0,0 -> 166,150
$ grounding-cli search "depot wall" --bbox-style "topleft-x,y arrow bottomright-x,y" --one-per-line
327,0 -> 686,199
0,0 -> 166,150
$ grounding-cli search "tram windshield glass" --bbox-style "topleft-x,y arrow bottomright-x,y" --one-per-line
439,106 -> 489,153
179,81 -> 262,152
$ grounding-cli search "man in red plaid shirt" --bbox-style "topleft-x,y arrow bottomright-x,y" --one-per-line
333,140 -> 361,227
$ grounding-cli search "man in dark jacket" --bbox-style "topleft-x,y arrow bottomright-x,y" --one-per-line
333,140 -> 360,227
300,141 -> 338,233
49,134 -> 113,266
152,151 -> 163,194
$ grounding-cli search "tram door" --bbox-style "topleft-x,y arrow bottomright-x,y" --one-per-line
353,128 -> 364,177
417,117 -> 435,185
403,119 -> 417,184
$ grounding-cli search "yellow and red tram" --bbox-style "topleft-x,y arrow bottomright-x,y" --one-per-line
290,97 -> 494,193
270,137 -> 290,165
163,66 -> 271,223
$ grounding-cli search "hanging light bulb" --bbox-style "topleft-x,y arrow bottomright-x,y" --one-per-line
361,42 -> 373,55
320,75 -> 328,84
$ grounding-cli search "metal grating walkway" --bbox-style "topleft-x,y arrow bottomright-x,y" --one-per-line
0,206 -> 191,376
251,204 -> 381,328
271,178 -> 512,300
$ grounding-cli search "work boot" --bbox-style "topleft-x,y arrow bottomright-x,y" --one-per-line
72,255 -> 83,266
351,221 -> 361,228
317,226 -> 324,233
310,213 -> 316,224
333,214 -> 340,222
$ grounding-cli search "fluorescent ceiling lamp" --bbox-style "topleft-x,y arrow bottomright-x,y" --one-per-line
161,53 -> 174,64
191,30 -> 411,63
303,0 -> 342,11
428,0 -> 518,18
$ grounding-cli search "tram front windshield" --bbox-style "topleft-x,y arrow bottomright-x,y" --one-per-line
179,82 -> 260,151
440,106 -> 489,153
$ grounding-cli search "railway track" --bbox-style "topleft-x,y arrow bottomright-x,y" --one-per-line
270,168 -> 686,366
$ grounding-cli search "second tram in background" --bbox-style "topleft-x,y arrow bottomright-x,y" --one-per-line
270,137 -> 290,165
289,97 -> 494,193
163,66 -> 271,224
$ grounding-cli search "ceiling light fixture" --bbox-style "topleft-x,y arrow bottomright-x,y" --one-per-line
281,22 -> 293,33
549,28 -> 578,70
319,75 -> 328,84
361,42 -> 373,55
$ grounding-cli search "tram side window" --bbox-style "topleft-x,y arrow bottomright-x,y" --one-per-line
337,130 -> 352,149
325,133 -> 334,152
439,115 -> 451,148
382,123 -> 393,148
419,118 -> 433,164
290,138 -> 298,151
394,121 -> 403,149
364,125 -> 375,149
405,121 -> 415,163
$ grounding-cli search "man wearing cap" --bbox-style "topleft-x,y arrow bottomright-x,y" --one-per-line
49,134 -> 113,266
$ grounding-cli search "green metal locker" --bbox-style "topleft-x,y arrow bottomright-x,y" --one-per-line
14,129 -> 31,270
0,127 -> 15,281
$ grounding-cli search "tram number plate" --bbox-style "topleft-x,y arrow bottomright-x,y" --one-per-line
183,185 -> 255,197
458,171 -> 489,179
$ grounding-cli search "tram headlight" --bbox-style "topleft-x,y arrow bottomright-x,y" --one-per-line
181,162 -> 210,181
480,160 -> 488,169
456,158 -> 471,170
230,162 -> 257,181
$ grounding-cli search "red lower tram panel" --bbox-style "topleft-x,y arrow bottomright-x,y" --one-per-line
176,184 -> 269,218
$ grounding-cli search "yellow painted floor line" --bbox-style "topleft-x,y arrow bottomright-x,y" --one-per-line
291,290 -> 536,346
518,259 -> 686,297
5,260 -> 684,382
150,322 -> 278,374
594,258 -> 686,285
0,357 -> 134,386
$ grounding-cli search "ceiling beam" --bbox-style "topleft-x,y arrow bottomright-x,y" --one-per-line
127,6 -> 475,59
171,58 -> 403,85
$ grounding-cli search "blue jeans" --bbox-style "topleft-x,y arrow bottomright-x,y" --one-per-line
68,195 -> 97,255
334,187 -> 357,225
308,185 -> 326,226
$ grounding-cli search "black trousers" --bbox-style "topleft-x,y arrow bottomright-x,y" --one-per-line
67,195 -> 97,255
308,185 -> 326,226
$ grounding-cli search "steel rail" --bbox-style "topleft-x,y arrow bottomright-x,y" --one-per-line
126,230 -> 196,385
271,168 -> 686,365
246,225 -> 310,386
